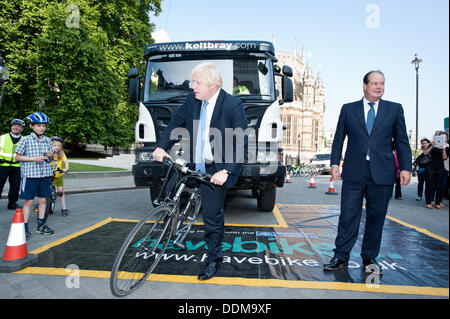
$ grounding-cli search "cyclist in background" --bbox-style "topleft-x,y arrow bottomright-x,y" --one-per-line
51,136 -> 69,216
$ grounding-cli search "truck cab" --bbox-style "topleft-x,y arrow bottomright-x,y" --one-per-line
128,40 -> 293,211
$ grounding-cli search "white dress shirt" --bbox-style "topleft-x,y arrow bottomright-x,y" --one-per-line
363,97 -> 379,161
202,88 -> 220,161
363,97 -> 379,123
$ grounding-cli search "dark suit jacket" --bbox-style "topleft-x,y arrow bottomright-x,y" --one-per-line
330,98 -> 412,185
157,89 -> 248,189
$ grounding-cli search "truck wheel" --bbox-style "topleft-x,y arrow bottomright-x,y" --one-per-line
257,188 -> 276,212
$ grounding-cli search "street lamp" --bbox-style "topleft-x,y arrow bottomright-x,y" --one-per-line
297,134 -> 301,165
411,53 -> 422,156
0,53 -> 10,106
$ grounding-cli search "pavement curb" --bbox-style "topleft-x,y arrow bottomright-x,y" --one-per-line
64,170 -> 132,179
65,185 -> 146,195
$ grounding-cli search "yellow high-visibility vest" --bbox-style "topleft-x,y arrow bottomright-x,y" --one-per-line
0,134 -> 21,167
233,85 -> 250,95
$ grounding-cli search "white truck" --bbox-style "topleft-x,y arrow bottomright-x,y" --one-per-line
127,40 -> 293,211
310,148 -> 332,175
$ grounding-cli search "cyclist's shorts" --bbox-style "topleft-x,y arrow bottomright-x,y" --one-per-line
54,176 -> 64,187
20,177 -> 52,200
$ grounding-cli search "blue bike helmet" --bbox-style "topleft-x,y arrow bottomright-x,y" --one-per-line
51,136 -> 64,143
26,112 -> 50,124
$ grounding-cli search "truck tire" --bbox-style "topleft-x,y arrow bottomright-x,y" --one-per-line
257,188 -> 276,212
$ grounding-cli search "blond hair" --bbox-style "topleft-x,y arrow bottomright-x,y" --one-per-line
190,62 -> 223,88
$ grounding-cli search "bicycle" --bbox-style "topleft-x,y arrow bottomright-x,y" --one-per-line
109,157 -> 213,297
288,164 -> 302,176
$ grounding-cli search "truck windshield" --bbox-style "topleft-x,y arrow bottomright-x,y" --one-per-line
143,57 -> 275,103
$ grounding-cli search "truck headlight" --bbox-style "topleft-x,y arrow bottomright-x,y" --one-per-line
138,151 -> 153,163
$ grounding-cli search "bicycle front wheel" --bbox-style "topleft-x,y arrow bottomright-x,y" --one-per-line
110,205 -> 174,297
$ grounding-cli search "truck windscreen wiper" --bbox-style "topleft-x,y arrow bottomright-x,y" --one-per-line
146,93 -> 191,103
235,94 -> 271,102
165,94 -> 191,102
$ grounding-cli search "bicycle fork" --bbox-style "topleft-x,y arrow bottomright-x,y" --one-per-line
173,186 -> 199,250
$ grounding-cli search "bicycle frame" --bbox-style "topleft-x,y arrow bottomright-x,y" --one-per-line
152,159 -> 208,249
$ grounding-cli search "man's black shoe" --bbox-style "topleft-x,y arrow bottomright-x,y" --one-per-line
198,261 -> 220,280
323,257 -> 348,271
362,258 -> 383,275
7,203 -> 22,210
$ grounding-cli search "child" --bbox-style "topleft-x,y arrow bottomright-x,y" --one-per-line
50,136 -> 69,216
14,112 -> 54,240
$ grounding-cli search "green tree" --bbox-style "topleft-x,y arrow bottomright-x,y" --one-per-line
0,0 -> 161,147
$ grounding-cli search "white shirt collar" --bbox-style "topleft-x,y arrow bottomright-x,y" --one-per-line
204,88 -> 220,108
363,97 -> 379,115
363,97 -> 379,107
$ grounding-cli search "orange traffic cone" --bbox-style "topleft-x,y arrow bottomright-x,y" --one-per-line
3,209 -> 28,261
0,209 -> 38,272
308,174 -> 316,188
285,172 -> 292,183
326,177 -> 338,195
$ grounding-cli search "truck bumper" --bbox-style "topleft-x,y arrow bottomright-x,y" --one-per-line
132,162 -> 286,189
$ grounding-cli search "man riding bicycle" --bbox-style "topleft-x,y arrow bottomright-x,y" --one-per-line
152,62 -> 248,280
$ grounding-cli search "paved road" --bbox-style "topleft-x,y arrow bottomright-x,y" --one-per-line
0,174 -> 448,300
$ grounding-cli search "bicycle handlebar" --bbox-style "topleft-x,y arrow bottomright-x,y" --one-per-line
161,157 -> 214,189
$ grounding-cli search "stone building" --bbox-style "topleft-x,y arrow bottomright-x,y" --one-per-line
275,39 -> 325,165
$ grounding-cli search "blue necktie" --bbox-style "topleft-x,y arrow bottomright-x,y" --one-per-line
366,102 -> 375,135
195,101 -> 208,173
366,102 -> 375,157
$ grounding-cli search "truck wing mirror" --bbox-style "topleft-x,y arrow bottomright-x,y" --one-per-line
128,68 -> 139,79
128,68 -> 140,104
129,77 -> 139,104
282,65 -> 293,77
258,62 -> 268,75
281,76 -> 293,103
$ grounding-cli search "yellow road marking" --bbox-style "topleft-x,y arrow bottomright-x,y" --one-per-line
15,267 -> 449,297
17,204 -> 448,296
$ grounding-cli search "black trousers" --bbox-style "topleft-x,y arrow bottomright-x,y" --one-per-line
425,169 -> 445,205
0,166 -> 21,205
200,164 -> 228,263
164,164 -> 228,263
334,161 -> 393,262
394,177 -> 402,198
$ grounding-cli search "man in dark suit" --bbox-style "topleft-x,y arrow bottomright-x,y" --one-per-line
153,62 -> 248,280
324,71 -> 412,275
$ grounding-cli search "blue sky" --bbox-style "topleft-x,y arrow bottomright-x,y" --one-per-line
149,0 -> 449,141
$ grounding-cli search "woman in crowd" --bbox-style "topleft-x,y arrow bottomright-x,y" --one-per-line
415,138 -> 431,201
423,131 -> 449,210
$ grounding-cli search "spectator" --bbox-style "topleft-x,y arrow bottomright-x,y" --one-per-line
50,136 -> 69,216
414,138 -> 431,201
423,131 -> 449,210
437,132 -> 449,206
14,112 -> 54,240
0,119 -> 25,210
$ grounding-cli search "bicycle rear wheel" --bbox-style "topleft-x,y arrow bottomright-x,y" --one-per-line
110,205 -> 174,297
